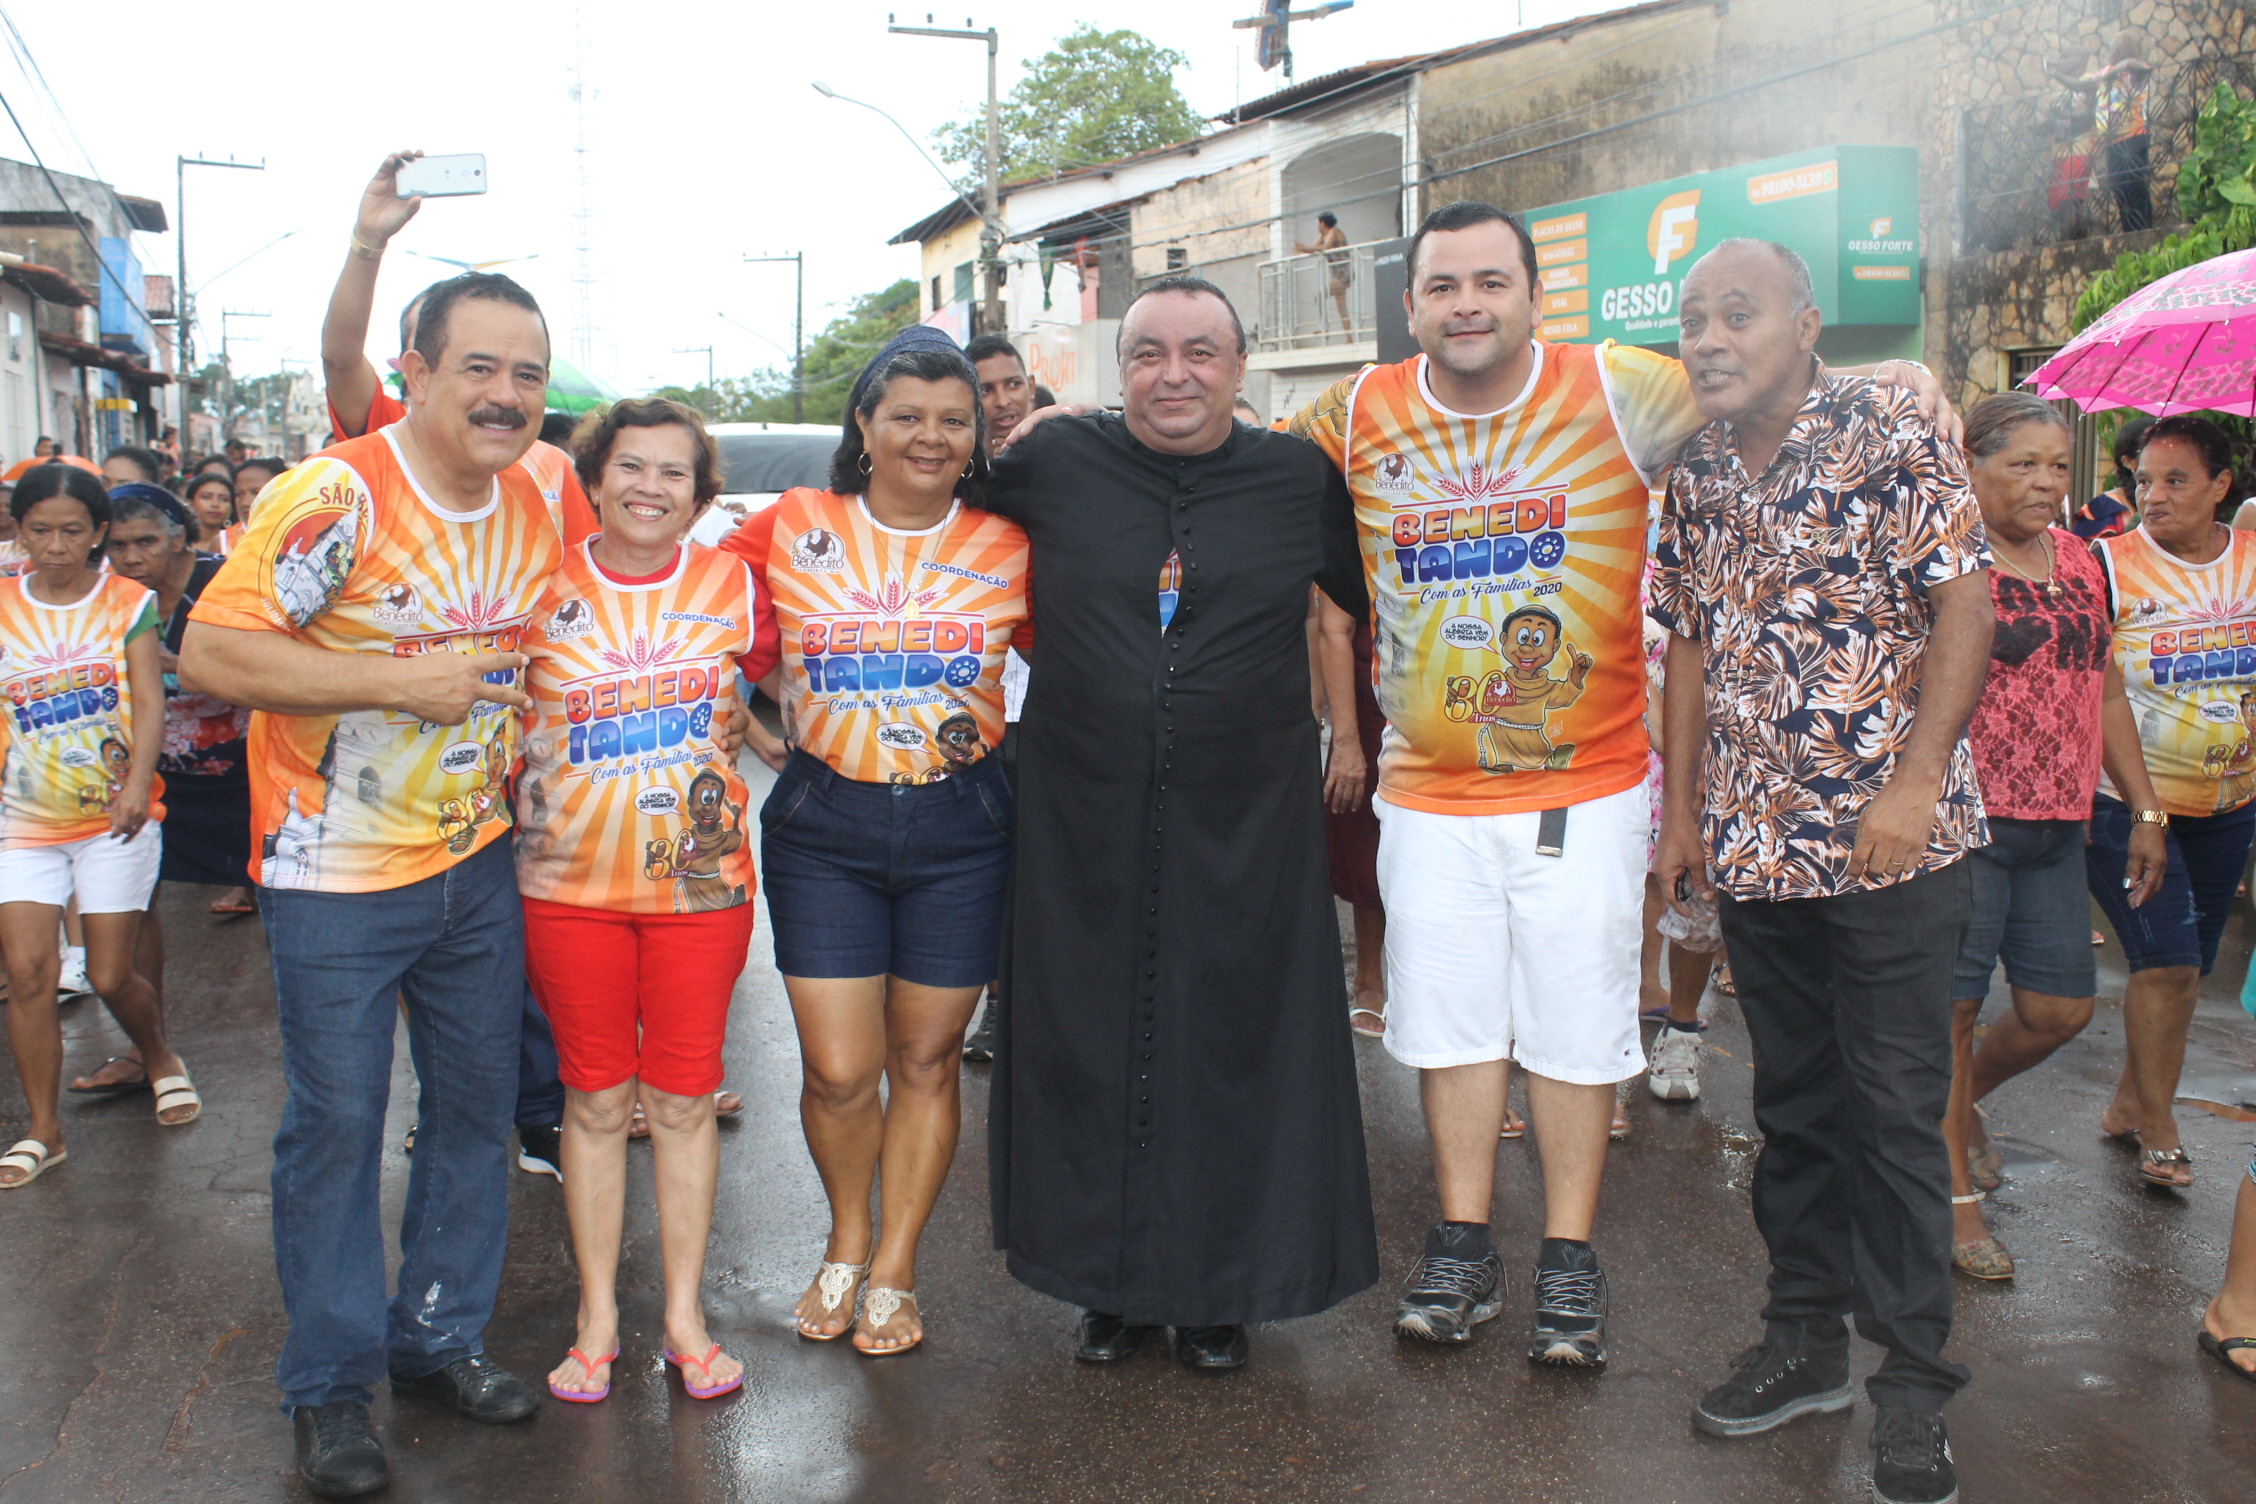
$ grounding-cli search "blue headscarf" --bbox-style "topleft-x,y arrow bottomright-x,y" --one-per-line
846,325 -> 969,421
107,482 -> 195,533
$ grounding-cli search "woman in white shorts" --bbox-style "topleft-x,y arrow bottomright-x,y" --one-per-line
0,465 -> 195,1190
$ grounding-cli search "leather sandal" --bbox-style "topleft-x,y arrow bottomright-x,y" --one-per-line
0,1138 -> 64,1188
855,1287 -> 922,1357
796,1260 -> 868,1340
152,1073 -> 201,1126
2139,1147 -> 2193,1190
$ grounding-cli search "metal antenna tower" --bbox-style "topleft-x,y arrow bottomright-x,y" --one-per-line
567,9 -> 595,367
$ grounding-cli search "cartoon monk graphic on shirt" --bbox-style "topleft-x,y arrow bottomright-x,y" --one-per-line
654,767 -> 747,912
1444,604 -> 1591,775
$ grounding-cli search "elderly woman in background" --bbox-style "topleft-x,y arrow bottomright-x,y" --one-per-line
1941,396 -> 2167,1279
2087,415 -> 2256,1193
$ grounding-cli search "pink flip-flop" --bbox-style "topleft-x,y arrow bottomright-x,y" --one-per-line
547,1346 -> 617,1404
664,1343 -> 742,1400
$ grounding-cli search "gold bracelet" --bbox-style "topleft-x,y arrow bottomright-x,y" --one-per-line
348,234 -> 385,261
2132,808 -> 2170,828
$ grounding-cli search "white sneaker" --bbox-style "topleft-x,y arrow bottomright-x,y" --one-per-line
58,946 -> 92,999
1647,1024 -> 1703,1101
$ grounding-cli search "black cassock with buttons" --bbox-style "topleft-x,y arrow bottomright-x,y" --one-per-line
983,412 -> 1378,1328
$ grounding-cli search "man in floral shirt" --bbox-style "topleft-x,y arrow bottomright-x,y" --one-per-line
1651,240 -> 1992,1504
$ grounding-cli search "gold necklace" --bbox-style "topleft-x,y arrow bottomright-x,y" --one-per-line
1992,531 -> 2061,598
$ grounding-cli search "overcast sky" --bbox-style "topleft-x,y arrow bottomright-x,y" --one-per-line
5,0 -> 1622,397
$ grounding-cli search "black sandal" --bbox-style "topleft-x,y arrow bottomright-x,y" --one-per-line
67,1057 -> 151,1096
2199,1330 -> 2256,1382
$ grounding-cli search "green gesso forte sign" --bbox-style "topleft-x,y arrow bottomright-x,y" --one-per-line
1526,144 -> 1921,350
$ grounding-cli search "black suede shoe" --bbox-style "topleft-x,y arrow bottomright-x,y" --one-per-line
1173,1324 -> 1249,1371
1871,1407 -> 1959,1504
1691,1342 -> 1854,1437
389,1353 -> 538,1423
1075,1310 -> 1157,1362
293,1401 -> 388,1499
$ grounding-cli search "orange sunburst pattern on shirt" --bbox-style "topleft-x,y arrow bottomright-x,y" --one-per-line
744,489 -> 1029,786
1294,340 -> 1702,815
515,540 -> 763,913
0,573 -> 165,846
2100,526 -> 2256,816
189,427 -> 563,892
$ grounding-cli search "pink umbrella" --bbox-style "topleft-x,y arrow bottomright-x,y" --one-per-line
2025,246 -> 2256,416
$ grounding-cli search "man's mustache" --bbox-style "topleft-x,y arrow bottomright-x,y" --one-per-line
466,405 -> 529,430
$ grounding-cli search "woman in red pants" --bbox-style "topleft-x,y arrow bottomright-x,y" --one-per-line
514,398 -> 777,1405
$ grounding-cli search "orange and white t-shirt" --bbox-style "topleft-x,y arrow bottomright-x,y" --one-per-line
1293,342 -> 1702,814
330,386 -> 596,545
516,539 -> 777,913
2098,525 -> 2256,816
723,488 -> 1028,785
0,572 -> 165,845
189,424 -> 563,892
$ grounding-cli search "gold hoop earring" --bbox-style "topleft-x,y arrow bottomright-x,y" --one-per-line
857,452 -> 873,476
961,461 -> 975,479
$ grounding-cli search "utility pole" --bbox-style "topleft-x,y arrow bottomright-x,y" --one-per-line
219,308 -> 268,443
889,15 -> 1003,337
1231,1 -> 1354,82
743,253 -> 804,423
175,154 -> 263,439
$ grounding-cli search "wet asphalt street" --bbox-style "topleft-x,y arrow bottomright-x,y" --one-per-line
4,758 -> 2256,1503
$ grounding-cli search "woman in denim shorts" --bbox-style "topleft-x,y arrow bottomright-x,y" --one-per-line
2087,414 -> 2256,1194
1945,395 -> 2170,1277
723,328 -> 1030,1357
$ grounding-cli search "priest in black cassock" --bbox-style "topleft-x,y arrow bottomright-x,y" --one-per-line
983,276 -> 1378,1371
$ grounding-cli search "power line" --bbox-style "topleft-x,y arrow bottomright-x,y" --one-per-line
0,83 -> 157,333
0,3 -> 97,180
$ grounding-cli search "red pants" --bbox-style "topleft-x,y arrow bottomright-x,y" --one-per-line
523,896 -> 756,1096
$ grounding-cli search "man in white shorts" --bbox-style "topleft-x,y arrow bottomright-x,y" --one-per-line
1292,201 -> 1949,1365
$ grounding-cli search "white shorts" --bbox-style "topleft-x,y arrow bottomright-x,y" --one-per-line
1376,783 -> 1644,1083
0,821 -> 163,914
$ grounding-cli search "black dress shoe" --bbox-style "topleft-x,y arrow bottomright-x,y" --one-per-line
389,1353 -> 538,1423
1173,1324 -> 1249,1371
293,1401 -> 388,1499
1076,1310 -> 1157,1362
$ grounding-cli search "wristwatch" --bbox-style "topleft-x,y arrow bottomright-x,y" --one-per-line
2132,808 -> 2170,828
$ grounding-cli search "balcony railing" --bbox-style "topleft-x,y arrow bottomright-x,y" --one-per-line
1957,55 -> 2256,255
1256,238 -> 1385,353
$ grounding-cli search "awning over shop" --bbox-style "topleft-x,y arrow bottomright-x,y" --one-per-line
1522,144 -> 1921,349
38,330 -> 170,386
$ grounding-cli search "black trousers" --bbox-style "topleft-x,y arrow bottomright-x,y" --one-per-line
1716,862 -> 1974,1412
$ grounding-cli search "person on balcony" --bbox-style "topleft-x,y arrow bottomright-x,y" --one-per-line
1294,211 -> 1352,332
2055,31 -> 2154,232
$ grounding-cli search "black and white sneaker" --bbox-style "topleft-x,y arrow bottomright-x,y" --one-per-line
1871,1407 -> 1959,1504
516,1122 -> 562,1181
1691,1341 -> 1854,1437
1394,1222 -> 1504,1343
1528,1239 -> 1608,1366
962,993 -> 999,1063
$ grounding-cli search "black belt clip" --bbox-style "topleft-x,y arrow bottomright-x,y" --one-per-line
1536,806 -> 1567,858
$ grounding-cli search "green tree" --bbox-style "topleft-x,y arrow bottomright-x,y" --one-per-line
651,279 -> 920,427
935,26 -> 1204,182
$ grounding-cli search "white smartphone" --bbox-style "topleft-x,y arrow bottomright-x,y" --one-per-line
396,154 -> 487,198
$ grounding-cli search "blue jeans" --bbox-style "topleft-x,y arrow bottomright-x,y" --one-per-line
2087,795 -> 2256,974
260,835 -> 527,1410
516,979 -> 563,1131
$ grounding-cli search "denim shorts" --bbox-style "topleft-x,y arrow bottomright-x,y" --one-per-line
1953,817 -> 2097,1000
2087,794 -> 2256,975
760,748 -> 1013,988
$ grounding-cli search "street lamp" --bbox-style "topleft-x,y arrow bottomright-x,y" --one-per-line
743,253 -> 804,423
884,17 -> 1002,336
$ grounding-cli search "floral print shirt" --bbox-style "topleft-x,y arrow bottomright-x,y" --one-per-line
1649,371 -> 1991,901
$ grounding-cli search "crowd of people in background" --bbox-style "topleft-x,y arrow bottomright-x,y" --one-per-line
0,146 -> 2254,1504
